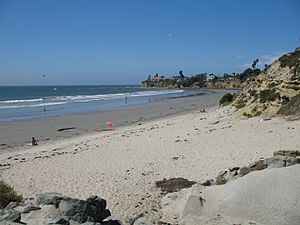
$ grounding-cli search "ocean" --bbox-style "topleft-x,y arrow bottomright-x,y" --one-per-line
0,85 -> 205,122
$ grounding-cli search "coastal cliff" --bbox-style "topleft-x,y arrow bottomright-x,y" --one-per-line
141,74 -> 241,89
232,47 -> 300,118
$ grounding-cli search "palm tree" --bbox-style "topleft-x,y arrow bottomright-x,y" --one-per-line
252,59 -> 259,69
179,70 -> 184,78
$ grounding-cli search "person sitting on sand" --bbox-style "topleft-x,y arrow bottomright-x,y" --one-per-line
32,137 -> 38,146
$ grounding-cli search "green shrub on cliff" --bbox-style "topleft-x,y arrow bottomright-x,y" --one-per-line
0,180 -> 22,208
259,89 -> 280,103
219,93 -> 234,106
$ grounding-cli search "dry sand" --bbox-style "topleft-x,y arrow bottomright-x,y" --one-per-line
0,101 -> 300,224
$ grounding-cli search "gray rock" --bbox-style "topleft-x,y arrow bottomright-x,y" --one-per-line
58,195 -> 110,223
239,167 -> 252,177
102,220 -> 122,225
248,161 -> 257,168
201,180 -> 211,186
86,195 -> 107,212
266,156 -> 286,169
36,193 -> 64,208
102,216 -> 122,225
228,167 -> 239,172
48,217 -> 70,224
133,217 -> 153,225
4,202 -> 20,210
22,204 -> 41,213
0,209 -> 21,222
273,150 -> 300,157
81,222 -> 102,225
285,156 -> 299,167
249,160 -> 266,171
216,170 -> 227,179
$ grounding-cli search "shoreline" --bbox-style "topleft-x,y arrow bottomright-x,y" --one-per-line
0,89 -> 231,154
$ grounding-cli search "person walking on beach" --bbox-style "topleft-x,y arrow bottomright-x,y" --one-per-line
125,96 -> 128,105
32,137 -> 38,146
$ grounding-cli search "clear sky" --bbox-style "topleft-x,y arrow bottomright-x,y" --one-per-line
0,0 -> 299,85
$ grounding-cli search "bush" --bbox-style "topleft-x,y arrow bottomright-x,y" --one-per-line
259,89 -> 280,103
0,180 -> 22,208
254,111 -> 262,117
243,112 -> 252,118
216,178 -> 227,185
219,93 -> 234,106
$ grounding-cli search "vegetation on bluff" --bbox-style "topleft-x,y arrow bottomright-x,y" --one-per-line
0,180 -> 22,208
230,46 -> 300,118
219,93 -> 235,106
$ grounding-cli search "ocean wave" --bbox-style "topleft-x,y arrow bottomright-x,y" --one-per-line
53,90 -> 184,101
0,89 -> 185,109
0,102 -> 66,109
0,98 -> 44,104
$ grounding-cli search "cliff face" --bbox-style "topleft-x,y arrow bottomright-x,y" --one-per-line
141,80 -> 177,88
204,78 -> 241,89
141,78 -> 241,89
233,47 -> 300,118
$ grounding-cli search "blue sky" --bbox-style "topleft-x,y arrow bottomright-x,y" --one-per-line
0,0 -> 299,85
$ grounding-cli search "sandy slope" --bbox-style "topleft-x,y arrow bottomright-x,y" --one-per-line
0,106 -> 300,224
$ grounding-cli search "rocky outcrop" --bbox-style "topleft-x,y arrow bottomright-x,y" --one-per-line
203,150 -> 300,185
161,164 -> 300,225
140,80 -> 177,88
160,151 -> 300,225
0,194 -> 121,225
155,178 -> 196,194
233,47 -> 300,118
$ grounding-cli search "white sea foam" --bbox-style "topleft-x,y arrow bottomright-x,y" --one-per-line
0,89 -> 185,110
0,98 -> 44,104
54,90 -> 184,102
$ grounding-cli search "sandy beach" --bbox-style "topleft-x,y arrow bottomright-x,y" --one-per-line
0,93 -> 300,224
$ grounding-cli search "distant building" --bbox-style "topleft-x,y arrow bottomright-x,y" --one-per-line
148,75 -> 166,81
206,74 -> 215,81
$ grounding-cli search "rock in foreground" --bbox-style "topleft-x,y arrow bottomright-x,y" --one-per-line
161,164 -> 300,225
0,194 -> 121,225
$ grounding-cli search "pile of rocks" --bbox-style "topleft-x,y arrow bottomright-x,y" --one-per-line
202,150 -> 300,186
0,193 -> 121,225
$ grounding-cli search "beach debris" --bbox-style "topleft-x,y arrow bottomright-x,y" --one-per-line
208,128 -> 216,133
221,125 -> 232,129
259,118 -> 272,122
106,121 -> 114,127
211,121 -> 220,125
96,121 -> 116,132
57,127 -> 76,132
156,178 -> 196,193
